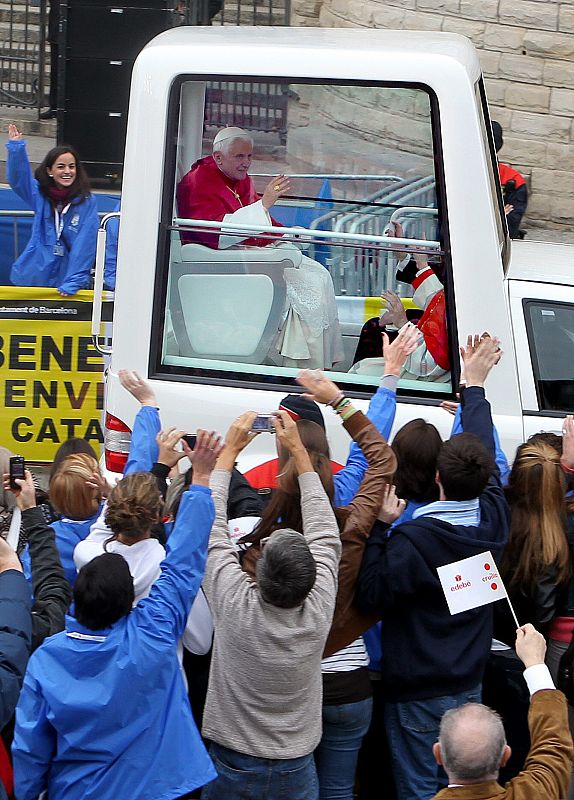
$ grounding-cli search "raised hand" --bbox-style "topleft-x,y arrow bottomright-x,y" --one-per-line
382,322 -> 422,377
156,428 -> 187,469
3,469 -> 36,511
273,410 -> 313,476
380,291 -> 408,329
189,430 -> 223,486
440,400 -> 460,416
213,411 -> 258,475
296,369 -> 340,406
460,334 -> 502,388
86,469 -> 113,499
7,123 -> 22,141
119,369 -> 157,407
261,175 -> 290,210
515,623 -> 546,668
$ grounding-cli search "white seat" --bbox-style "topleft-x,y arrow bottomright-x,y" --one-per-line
169,241 -> 295,363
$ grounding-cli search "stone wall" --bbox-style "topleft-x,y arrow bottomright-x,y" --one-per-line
290,0 -> 574,232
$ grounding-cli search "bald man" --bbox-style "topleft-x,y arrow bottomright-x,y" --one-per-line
432,624 -> 573,799
176,127 -> 343,370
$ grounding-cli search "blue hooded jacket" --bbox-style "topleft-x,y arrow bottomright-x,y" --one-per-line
12,484 -> 217,800
6,139 -> 99,295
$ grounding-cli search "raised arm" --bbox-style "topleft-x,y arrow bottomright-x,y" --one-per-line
458,334 -> 502,461
449,401 -> 510,485
323,410 -> 397,656
135,432 -> 218,641
298,325 -> 418,506
203,413 -> 257,616
510,624 -> 574,796
121,369 -> 162,475
6,127 -> 39,207
274,410 -> 341,609
12,472 -> 72,650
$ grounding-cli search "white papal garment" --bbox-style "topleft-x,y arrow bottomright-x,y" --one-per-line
220,200 -> 344,370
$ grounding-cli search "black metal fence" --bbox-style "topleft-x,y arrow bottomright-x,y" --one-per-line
0,0 -> 290,112
0,0 -> 46,108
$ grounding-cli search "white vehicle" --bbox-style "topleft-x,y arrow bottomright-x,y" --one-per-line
94,26 -> 573,473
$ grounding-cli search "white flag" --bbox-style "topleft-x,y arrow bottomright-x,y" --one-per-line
437,551 -> 508,616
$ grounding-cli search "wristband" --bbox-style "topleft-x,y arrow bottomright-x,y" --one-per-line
340,407 -> 358,422
560,458 -> 574,474
335,398 -> 351,414
328,391 -> 345,409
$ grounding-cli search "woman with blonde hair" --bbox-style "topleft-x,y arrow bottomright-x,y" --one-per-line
45,453 -> 103,586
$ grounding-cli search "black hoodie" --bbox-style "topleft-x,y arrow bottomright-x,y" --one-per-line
357,386 -> 511,701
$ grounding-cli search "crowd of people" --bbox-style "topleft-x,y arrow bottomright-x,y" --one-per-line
0,331 -> 568,800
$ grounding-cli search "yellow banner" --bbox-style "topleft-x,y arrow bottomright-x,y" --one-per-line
0,288 -> 112,462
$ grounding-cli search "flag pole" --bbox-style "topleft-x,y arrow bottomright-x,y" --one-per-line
507,597 -> 520,629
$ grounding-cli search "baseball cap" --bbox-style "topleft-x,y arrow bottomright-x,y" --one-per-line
279,394 -> 325,430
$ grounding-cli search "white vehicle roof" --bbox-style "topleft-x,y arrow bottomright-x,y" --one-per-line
508,239 -> 574,286
138,26 -> 482,84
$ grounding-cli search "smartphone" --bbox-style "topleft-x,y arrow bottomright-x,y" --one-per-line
9,456 -> 25,490
251,414 -> 275,433
182,433 -> 197,450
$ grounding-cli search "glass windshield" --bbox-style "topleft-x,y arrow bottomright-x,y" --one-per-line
155,78 -> 452,397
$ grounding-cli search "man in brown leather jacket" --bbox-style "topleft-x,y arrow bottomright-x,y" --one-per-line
432,624 -> 573,799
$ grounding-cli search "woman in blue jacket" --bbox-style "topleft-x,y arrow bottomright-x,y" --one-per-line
6,124 -> 98,295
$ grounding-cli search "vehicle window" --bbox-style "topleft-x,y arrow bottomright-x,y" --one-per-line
154,77 -> 453,397
525,300 -> 574,411
475,79 -> 508,272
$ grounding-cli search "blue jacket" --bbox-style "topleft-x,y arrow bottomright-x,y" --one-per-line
357,386 -> 511,701
7,139 -> 99,294
124,405 -> 161,477
334,384 -> 396,507
0,570 -> 32,727
104,200 -> 120,291
21,509 -> 102,589
12,485 -> 217,800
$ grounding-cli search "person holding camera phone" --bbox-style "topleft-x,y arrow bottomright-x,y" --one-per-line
201,409 -> 342,800
3,469 -> 71,653
236,370 -> 397,800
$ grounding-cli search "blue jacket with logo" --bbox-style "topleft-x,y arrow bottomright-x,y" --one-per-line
12,484 -> 217,800
6,139 -> 99,295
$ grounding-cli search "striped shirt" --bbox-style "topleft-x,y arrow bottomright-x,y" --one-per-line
412,498 -> 480,527
322,637 -> 369,673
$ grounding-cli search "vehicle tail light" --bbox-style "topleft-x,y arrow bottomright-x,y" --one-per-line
104,412 -> 132,472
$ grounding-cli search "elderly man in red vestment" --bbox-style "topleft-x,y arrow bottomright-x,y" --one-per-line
176,126 -> 343,370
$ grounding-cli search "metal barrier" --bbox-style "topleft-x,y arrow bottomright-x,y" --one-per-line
0,0 -> 46,108
0,207 -> 113,262
0,0 -> 289,113
308,174 -> 438,297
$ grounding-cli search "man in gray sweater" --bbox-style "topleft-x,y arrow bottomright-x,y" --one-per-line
201,410 -> 342,800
